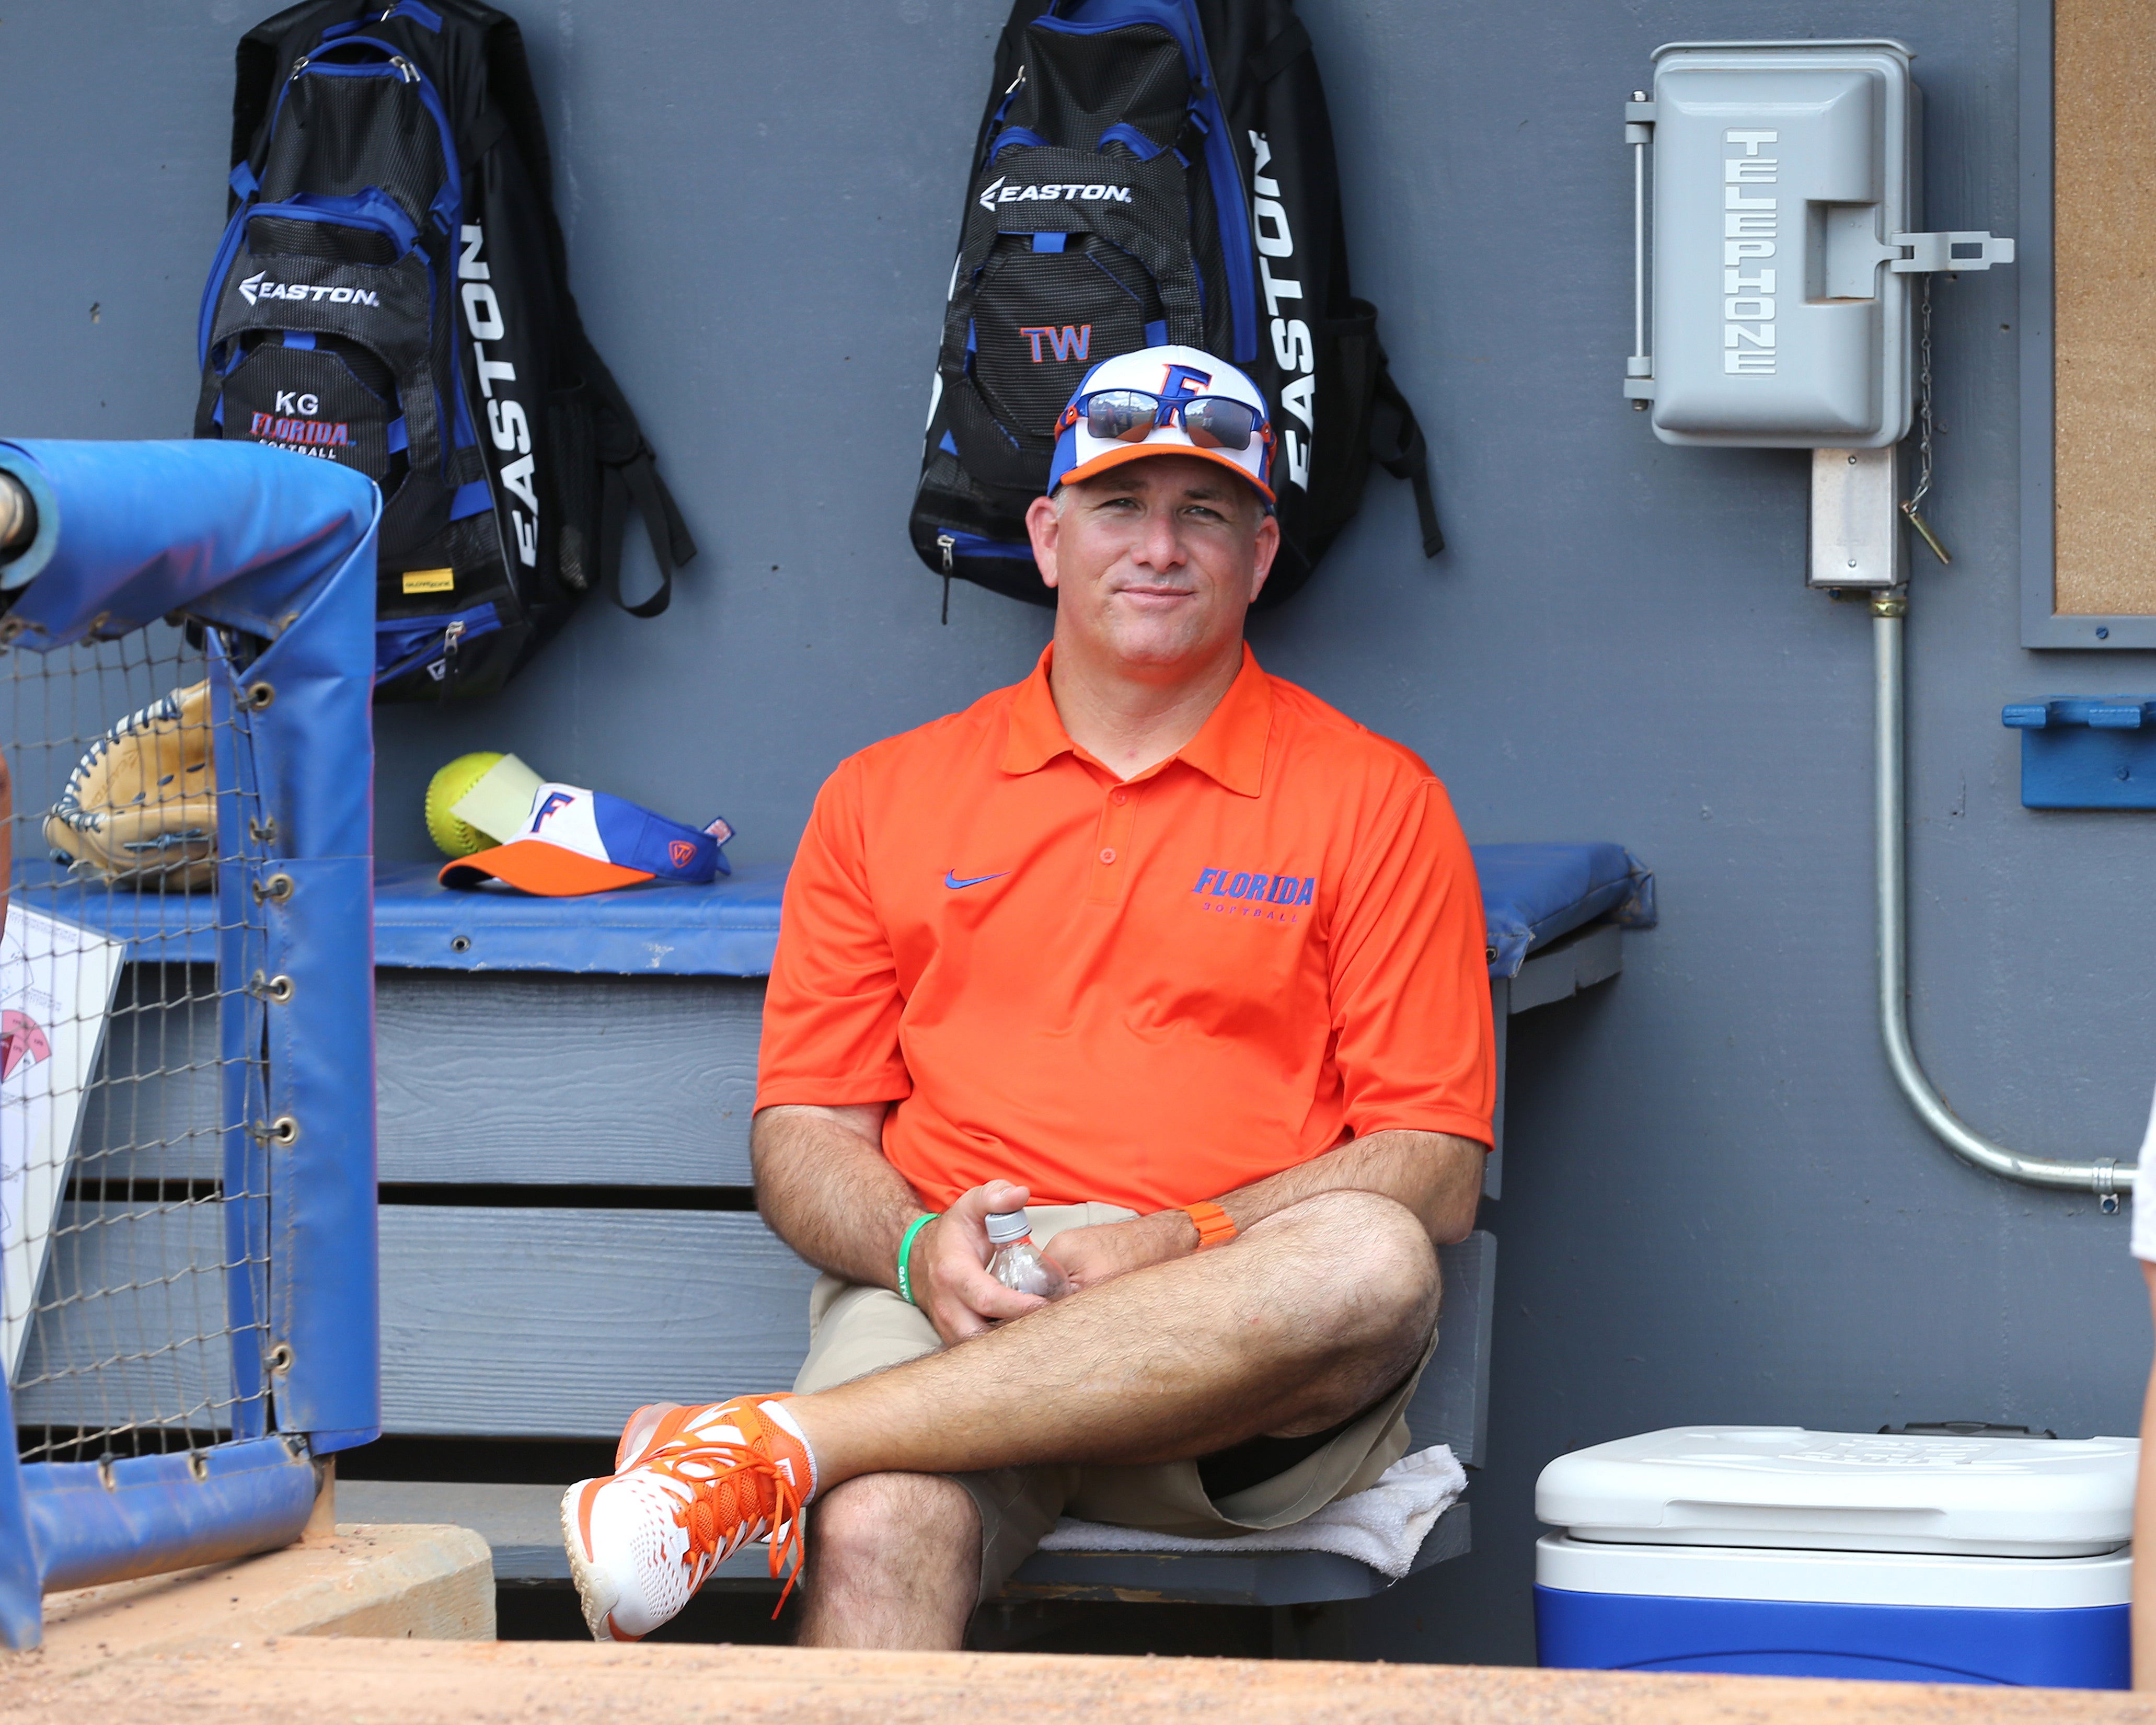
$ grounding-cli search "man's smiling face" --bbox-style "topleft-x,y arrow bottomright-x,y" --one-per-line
1025,455 -> 1279,675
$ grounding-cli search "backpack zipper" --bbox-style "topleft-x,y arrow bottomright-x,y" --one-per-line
424,616 -> 466,693
937,532 -> 955,573
375,604 -> 499,685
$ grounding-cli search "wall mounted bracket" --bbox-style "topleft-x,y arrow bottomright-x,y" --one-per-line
2003,697 -> 2156,809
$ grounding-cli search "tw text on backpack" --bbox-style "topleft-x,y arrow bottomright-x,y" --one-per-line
908,0 -> 1441,614
197,0 -> 696,700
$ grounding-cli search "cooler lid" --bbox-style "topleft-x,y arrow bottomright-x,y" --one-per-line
1535,1427 -> 2139,1557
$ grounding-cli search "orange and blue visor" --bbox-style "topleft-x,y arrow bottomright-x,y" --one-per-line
440,782 -> 732,896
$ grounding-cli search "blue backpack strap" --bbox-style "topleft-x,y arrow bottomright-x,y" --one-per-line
195,203 -> 250,368
987,125 -> 1051,159
1173,3 -> 1257,362
1097,123 -> 1165,160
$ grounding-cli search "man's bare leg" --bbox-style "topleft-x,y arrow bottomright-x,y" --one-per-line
789,1188 -> 1440,1496
798,1473 -> 979,1650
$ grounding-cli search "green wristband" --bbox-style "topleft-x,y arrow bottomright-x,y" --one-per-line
897,1212 -> 938,1306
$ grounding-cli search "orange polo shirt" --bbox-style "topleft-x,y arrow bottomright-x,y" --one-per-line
755,644 -> 1494,1214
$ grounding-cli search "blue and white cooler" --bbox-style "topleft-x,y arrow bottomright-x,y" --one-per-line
1535,1427 -> 2138,1688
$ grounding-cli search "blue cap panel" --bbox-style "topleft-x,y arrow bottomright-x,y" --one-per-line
590,791 -> 721,883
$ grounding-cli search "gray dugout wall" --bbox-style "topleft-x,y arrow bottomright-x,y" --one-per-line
0,0 -> 2138,1669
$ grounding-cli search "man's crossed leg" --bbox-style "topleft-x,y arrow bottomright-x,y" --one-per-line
564,1186 -> 1440,1647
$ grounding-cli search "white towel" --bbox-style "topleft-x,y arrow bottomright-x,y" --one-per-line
1035,1444 -> 1466,1580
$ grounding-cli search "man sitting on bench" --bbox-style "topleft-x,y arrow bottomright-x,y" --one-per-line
561,345 -> 1494,1648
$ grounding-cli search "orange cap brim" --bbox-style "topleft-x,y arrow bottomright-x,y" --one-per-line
439,840 -> 654,896
1056,441 -> 1275,504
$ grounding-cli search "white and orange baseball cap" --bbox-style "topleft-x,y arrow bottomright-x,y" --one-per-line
1048,344 -> 1275,503
439,782 -> 732,896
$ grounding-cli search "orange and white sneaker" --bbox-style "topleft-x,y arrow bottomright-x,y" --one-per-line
560,1395 -> 817,1641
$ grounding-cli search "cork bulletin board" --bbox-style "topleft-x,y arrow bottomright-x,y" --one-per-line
2027,0 -> 2156,646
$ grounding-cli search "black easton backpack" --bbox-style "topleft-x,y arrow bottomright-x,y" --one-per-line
196,0 -> 696,700
908,0 -> 1440,614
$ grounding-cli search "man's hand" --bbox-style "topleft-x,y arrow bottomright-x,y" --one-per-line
1041,1210 -> 1194,1292
913,1180 -> 1050,1344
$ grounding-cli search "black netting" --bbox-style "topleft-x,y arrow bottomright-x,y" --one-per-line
2,629 -> 273,1464
256,65 -> 446,236
246,213 -> 400,268
1013,20 -> 1191,152
972,239 -> 1165,442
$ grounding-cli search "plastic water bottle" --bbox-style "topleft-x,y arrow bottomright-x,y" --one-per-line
986,1208 -> 1071,1301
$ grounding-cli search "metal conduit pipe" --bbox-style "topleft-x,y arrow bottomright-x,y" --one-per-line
1874,597 -> 2134,1201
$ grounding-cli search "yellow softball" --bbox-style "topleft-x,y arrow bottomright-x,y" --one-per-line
424,751 -> 505,858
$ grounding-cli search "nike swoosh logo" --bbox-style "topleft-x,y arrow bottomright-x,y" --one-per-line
944,870 -> 1007,890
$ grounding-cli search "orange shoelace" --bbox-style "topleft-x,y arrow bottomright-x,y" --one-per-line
650,1409 -> 809,1615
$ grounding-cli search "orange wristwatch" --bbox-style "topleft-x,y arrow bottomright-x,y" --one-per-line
1180,1201 -> 1238,1250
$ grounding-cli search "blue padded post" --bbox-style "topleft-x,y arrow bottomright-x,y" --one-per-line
0,440 -> 383,1528
24,1440 -> 317,1596
240,489 -> 381,1452
0,441 -> 375,650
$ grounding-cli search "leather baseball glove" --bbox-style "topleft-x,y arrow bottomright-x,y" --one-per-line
44,681 -> 218,890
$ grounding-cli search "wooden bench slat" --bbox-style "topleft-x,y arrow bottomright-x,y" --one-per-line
376,973 -> 763,1187
376,1210 -> 1493,1467
378,1206 -> 816,1436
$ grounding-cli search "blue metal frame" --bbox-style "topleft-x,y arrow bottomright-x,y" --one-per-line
0,439 -> 381,1646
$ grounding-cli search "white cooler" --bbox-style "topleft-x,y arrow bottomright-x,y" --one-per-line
1535,1426 -> 2138,1687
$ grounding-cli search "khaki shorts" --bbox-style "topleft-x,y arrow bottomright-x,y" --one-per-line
793,1203 -> 1433,1600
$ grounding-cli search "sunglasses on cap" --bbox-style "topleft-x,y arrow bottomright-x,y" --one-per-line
1058,389 -> 1273,454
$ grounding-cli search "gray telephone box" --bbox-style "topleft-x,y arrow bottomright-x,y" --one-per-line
1621,40 -> 2013,579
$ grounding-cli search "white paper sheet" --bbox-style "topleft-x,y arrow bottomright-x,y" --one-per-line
0,902 -> 126,1383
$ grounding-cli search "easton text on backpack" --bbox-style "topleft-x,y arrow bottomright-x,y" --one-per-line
197,0 -> 697,700
908,0 -> 1443,615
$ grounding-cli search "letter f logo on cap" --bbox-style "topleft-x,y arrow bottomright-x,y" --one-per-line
1159,362 -> 1213,418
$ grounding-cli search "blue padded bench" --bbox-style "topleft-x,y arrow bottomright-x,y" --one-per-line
364,841 -> 1651,978
329,842 -> 1651,1608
